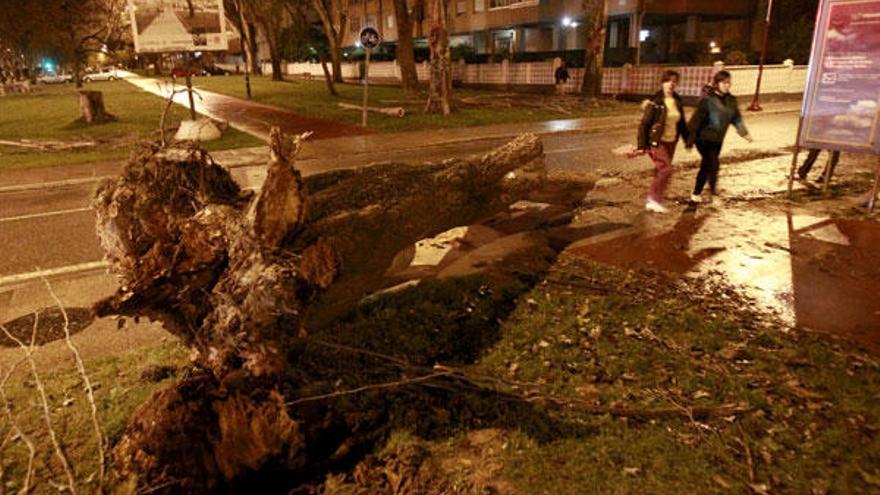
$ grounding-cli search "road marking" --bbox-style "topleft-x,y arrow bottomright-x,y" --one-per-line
0,261 -> 109,288
0,207 -> 92,223
0,176 -> 108,194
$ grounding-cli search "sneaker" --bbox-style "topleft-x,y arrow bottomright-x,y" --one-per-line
645,200 -> 669,213
690,194 -> 702,203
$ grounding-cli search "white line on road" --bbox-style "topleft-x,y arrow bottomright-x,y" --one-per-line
0,207 -> 92,223
0,261 -> 109,288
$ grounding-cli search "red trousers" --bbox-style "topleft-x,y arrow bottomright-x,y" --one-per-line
647,141 -> 676,203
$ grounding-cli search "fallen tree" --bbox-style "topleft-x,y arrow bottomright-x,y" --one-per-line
93,129 -> 569,491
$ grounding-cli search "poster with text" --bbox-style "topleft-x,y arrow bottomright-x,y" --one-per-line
128,0 -> 227,53
801,0 -> 880,153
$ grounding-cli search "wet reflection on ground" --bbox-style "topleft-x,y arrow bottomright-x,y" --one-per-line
571,207 -> 880,354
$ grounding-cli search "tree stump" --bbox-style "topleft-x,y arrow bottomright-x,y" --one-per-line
78,90 -> 117,124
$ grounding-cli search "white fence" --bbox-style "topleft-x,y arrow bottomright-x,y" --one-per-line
260,60 -> 807,97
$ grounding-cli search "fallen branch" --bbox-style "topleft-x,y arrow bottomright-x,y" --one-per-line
0,316 -> 77,494
299,339 -> 750,420
0,139 -> 96,151
43,278 -> 105,492
0,358 -> 35,495
337,102 -> 406,118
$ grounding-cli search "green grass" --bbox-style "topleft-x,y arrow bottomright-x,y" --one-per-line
0,339 -> 188,492
322,256 -> 880,494
191,75 -> 635,133
0,81 -> 261,171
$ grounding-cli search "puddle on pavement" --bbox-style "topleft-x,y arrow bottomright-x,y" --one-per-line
571,207 -> 880,354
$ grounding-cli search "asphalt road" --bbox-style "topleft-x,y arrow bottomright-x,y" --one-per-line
0,110 -> 799,296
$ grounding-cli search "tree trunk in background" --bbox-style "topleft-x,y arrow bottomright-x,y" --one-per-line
319,52 -> 337,96
393,0 -> 419,97
580,0 -> 608,98
425,0 -> 451,115
313,0 -> 348,84
78,90 -> 117,124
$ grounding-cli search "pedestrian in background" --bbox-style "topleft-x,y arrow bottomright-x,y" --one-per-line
686,70 -> 753,203
636,70 -> 689,213
554,61 -> 570,96
797,148 -> 840,183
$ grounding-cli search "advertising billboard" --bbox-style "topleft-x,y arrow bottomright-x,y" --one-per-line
800,0 -> 880,153
128,0 -> 227,53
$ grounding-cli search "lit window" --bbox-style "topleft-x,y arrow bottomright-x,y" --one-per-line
474,0 -> 485,12
386,14 -> 394,29
640,29 -> 650,42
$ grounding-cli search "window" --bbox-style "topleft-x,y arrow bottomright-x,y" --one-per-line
386,14 -> 394,29
474,0 -> 484,12
350,17 -> 361,35
365,14 -> 377,27
457,0 -> 466,14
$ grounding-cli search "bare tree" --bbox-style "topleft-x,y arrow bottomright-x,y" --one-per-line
312,0 -> 348,83
392,0 -> 419,98
580,0 -> 608,98
425,0 -> 451,115
224,0 -> 260,76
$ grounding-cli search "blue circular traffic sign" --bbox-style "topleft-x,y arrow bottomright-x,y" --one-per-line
360,27 -> 382,49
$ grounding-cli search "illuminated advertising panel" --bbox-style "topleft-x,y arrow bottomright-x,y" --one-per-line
128,0 -> 227,53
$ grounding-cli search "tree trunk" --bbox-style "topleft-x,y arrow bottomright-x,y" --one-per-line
580,0 -> 608,98
77,90 -> 117,124
269,44 -> 283,81
319,52 -> 338,96
393,0 -> 419,98
425,0 -> 451,115
330,39 -> 343,83
93,129 -> 562,491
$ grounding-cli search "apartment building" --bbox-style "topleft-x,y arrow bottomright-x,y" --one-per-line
343,0 -> 757,63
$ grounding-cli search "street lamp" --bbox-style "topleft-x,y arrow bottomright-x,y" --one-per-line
749,0 -> 774,112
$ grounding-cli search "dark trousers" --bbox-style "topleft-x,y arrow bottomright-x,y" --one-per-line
693,140 -> 723,195
798,149 -> 840,179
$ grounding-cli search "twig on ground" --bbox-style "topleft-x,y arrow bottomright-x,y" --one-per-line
0,357 -> 36,495
286,371 -> 454,406
297,339 -> 750,420
0,314 -> 77,494
737,423 -> 756,483
43,278 -> 105,492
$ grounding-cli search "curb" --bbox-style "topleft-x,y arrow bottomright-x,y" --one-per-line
0,176 -> 111,194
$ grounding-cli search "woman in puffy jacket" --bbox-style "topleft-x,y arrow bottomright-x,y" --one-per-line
637,70 -> 689,214
686,70 -> 753,203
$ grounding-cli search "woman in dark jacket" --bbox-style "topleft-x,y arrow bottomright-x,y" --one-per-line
637,70 -> 689,213
686,70 -> 753,203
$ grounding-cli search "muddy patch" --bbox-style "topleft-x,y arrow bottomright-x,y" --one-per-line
570,207 -> 880,354
0,307 -> 94,347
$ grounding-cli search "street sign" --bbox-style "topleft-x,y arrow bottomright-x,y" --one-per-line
799,0 -> 880,153
128,0 -> 228,53
359,27 -> 382,50
358,27 -> 382,127
789,0 -> 880,210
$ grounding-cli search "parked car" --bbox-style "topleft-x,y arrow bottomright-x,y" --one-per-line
37,72 -> 73,84
83,67 -> 119,82
200,65 -> 230,76
170,66 -> 200,78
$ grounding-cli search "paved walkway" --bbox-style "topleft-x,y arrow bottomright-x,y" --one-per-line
119,71 -> 374,141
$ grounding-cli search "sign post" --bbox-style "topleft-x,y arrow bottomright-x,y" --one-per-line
127,0 -> 227,122
359,27 -> 382,127
789,0 -> 880,210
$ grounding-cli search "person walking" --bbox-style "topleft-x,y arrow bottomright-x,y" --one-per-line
686,70 -> 753,203
797,148 -> 840,183
637,70 -> 689,213
554,61 -> 570,95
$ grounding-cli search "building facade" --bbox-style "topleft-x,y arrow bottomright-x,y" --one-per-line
343,0 -> 757,64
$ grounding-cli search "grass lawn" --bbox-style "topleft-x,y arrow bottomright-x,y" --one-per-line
191,75 -> 636,133
0,81 -> 262,171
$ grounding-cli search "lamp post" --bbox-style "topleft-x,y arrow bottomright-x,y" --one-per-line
561,17 -> 579,63
748,0 -> 774,112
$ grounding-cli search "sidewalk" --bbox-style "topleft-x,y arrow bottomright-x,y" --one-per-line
120,71 -> 374,141
0,91 -> 801,193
